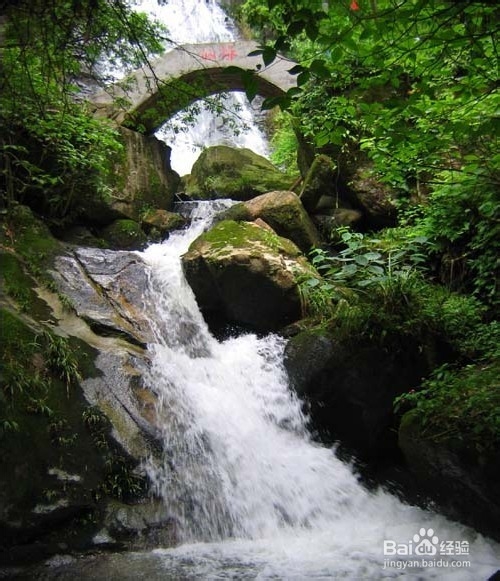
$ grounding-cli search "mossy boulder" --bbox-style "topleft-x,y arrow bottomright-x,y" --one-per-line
1,205 -> 60,270
184,145 -> 292,201
181,220 -> 317,332
141,209 -> 186,237
100,219 -> 148,250
300,155 -> 337,213
399,409 -> 500,540
80,127 -> 180,226
241,191 -> 321,253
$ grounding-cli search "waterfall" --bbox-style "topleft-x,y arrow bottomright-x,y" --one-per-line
92,3 -> 500,579
131,0 -> 270,176
137,202 -> 499,579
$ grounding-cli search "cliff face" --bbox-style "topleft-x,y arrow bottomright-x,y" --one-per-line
0,207 -> 172,565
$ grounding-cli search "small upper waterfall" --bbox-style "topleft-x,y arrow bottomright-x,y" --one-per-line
131,0 -> 270,175
137,202 -> 499,579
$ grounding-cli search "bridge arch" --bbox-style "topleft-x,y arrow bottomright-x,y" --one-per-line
90,41 -> 297,134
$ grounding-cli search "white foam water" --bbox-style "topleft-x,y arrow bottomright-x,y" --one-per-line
136,201 -> 500,579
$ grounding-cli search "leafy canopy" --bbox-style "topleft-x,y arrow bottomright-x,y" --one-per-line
240,0 -> 499,309
0,0 -> 165,222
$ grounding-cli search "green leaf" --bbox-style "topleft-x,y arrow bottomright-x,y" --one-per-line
354,255 -> 369,266
262,46 -> 277,66
288,64 -> 305,75
310,59 -> 330,79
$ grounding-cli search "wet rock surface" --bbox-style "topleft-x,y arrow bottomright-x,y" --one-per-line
52,248 -> 153,346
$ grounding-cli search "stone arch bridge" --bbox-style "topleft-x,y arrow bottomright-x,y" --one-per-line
90,41 -> 297,134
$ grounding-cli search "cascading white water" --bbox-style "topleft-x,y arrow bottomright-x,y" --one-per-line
138,202 -> 500,579
101,3 -> 500,578
131,0 -> 270,175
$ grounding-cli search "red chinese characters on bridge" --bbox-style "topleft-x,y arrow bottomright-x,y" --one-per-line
198,45 -> 238,61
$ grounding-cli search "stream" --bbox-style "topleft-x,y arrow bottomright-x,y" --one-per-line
14,1 -> 500,578
25,199 -> 499,579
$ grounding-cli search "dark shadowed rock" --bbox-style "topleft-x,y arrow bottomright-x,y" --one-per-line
346,164 -> 397,228
399,410 -> 500,541
284,328 -> 430,461
313,209 -> 363,237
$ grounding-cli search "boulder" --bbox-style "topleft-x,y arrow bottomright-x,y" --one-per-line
99,219 -> 148,250
399,410 -> 500,541
313,209 -> 363,237
184,145 -> 292,201
141,209 -> 186,236
103,500 -> 178,549
0,224 -> 172,562
284,328 -> 430,461
238,191 -> 321,253
181,220 -> 317,332
80,127 -> 180,226
346,163 -> 397,229
300,155 -> 337,213
0,308 -> 155,562
51,247 -> 152,346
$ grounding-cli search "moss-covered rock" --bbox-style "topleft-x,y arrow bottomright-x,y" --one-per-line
100,219 -> 148,250
242,191 -> 321,253
0,252 -> 40,314
0,309 -> 103,553
300,155 -> 337,213
185,146 -> 293,201
141,209 -> 186,236
181,220 -> 317,332
79,127 -> 180,226
1,205 -> 60,272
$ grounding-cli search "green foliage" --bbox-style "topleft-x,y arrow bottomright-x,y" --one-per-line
241,0 -> 498,315
99,456 -> 146,501
1,98 -> 124,223
0,0 -> 164,223
37,331 -> 82,390
395,360 -> 500,451
268,111 -> 300,173
299,226 -> 492,360
421,169 -> 500,309
0,309 -> 82,434
308,227 -> 430,291
0,253 -> 36,312
297,274 -> 341,323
